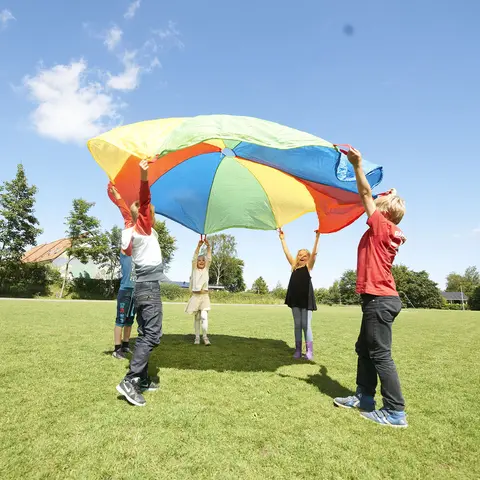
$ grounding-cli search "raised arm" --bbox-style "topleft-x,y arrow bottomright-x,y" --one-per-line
347,147 -> 376,218
193,239 -> 204,268
308,230 -> 321,270
204,237 -> 212,264
137,159 -> 152,235
108,183 -> 133,228
279,230 -> 295,267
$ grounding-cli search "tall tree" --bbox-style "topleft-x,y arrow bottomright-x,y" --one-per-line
446,266 -> 480,297
393,264 -> 443,309
339,269 -> 361,305
222,258 -> 246,292
0,164 -> 42,262
272,281 -> 287,299
251,276 -> 269,295
60,199 -> 108,298
153,221 -> 177,271
468,286 -> 480,311
209,234 -> 238,286
97,225 -> 122,281
328,280 -> 342,304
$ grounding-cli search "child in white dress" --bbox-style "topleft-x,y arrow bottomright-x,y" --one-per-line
185,238 -> 212,345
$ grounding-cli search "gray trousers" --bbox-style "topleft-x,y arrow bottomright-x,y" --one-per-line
125,281 -> 162,381
292,307 -> 313,342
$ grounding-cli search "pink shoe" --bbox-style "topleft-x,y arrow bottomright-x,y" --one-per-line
304,341 -> 314,360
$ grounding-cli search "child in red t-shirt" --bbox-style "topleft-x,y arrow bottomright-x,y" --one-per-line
334,147 -> 408,428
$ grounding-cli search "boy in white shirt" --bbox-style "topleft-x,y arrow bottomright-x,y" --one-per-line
185,238 -> 212,346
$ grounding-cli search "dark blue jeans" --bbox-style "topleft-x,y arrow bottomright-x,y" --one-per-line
125,281 -> 162,381
355,294 -> 405,411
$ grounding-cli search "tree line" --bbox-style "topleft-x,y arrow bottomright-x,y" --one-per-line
1,164 -> 479,309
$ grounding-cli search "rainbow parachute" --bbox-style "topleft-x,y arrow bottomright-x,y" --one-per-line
87,115 -> 383,234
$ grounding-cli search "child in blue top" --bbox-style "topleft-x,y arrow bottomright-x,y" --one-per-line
108,184 -> 136,360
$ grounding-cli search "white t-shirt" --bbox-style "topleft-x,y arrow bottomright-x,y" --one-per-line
190,253 -> 211,292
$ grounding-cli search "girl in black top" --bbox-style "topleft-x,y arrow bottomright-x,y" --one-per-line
280,229 -> 320,360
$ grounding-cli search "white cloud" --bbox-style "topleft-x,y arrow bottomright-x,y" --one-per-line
107,50 -> 141,91
23,60 -> 120,144
0,9 -> 15,28
473,227 -> 480,235
104,25 -> 123,51
124,0 -> 141,20
153,20 -> 185,50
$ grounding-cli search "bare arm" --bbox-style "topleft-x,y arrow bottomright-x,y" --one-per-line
347,147 -> 376,218
205,238 -> 212,264
308,231 -> 321,270
193,240 -> 203,267
279,231 -> 295,267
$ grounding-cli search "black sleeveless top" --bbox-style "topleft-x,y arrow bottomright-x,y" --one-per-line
285,265 -> 317,311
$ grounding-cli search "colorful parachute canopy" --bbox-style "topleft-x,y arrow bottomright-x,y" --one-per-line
87,115 -> 383,234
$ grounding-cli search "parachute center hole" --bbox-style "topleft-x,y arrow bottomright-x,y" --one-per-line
221,148 -> 235,157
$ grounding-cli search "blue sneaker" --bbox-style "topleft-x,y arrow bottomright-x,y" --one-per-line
333,393 -> 375,412
360,408 -> 408,428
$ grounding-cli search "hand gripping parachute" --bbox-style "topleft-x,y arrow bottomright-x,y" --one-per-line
87,115 -> 383,234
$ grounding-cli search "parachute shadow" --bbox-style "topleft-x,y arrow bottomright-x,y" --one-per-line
150,334 -> 298,373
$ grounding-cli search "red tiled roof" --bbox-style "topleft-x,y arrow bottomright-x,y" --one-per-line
22,238 -> 71,263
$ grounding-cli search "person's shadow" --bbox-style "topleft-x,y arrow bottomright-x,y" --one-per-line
279,365 -> 354,400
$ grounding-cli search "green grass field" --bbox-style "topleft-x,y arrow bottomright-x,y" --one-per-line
1,301 -> 479,479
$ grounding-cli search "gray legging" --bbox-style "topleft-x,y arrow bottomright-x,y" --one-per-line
292,307 -> 313,342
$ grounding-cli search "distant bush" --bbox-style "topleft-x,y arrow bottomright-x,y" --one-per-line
160,283 -> 185,301
68,275 -> 120,300
442,303 -> 466,311
0,261 -> 60,298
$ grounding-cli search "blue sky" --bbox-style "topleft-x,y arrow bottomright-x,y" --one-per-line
0,0 -> 478,290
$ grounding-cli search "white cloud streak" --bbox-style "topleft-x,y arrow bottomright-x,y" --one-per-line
124,0 -> 141,20
0,9 -> 15,28
104,25 -> 123,51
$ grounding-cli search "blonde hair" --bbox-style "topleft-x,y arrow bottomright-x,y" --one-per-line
130,201 -> 155,223
293,249 -> 311,271
375,189 -> 406,225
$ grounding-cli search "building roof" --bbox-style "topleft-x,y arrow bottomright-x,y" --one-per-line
22,238 -> 71,263
441,291 -> 468,301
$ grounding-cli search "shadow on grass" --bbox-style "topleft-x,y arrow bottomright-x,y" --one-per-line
279,365 -> 354,399
144,334 -> 299,373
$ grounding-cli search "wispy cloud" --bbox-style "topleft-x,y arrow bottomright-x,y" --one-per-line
107,50 -> 141,91
473,227 -> 480,235
153,20 -> 185,50
104,25 -> 123,51
0,9 -> 15,29
22,60 -> 121,144
124,0 -> 141,20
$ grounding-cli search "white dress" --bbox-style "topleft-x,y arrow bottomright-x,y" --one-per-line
185,253 -> 212,314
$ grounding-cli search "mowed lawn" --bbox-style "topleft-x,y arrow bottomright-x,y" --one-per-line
1,301 -> 479,480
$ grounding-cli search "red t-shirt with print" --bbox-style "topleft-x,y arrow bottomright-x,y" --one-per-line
356,210 -> 406,296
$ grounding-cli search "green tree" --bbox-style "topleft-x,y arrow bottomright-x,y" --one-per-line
328,280 -> 341,305
60,199 -> 108,298
0,164 -> 42,262
209,234 -> 237,286
222,258 -> 246,293
339,269 -> 361,305
446,266 -> 480,298
314,287 -> 329,304
153,221 -> 177,271
251,276 -> 269,295
468,286 -> 480,311
392,264 -> 443,309
271,281 -> 287,299
98,225 -> 122,282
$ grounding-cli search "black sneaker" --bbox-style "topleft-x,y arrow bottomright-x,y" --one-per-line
116,378 -> 146,406
112,349 -> 127,360
122,346 -> 132,354
140,376 -> 160,392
